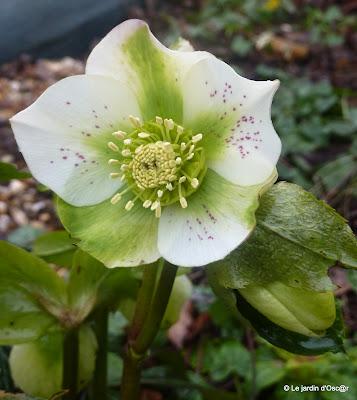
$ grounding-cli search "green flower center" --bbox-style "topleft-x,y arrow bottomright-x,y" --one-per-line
107,116 -> 207,217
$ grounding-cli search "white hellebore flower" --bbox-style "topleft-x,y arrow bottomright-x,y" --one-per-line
11,20 -> 281,268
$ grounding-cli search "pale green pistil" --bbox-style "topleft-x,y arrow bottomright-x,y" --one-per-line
107,116 -> 206,217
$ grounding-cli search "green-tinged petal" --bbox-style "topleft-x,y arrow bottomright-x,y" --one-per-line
182,57 -> 281,186
10,74 -> 141,206
57,191 -> 160,267
86,19 -> 212,122
239,282 -> 336,336
158,169 -> 277,267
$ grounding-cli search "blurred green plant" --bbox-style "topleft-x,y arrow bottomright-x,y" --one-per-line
305,5 -> 355,47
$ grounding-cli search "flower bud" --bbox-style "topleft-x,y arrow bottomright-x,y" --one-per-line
239,282 -> 336,336
9,326 -> 97,398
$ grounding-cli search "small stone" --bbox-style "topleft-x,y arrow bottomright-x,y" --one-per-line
0,201 -> 8,214
0,215 -> 12,233
39,213 -> 51,222
10,208 -> 29,225
9,180 -> 27,194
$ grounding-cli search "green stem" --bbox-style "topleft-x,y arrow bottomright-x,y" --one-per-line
129,262 -> 159,340
133,262 -> 178,354
91,308 -> 109,400
62,328 -> 79,400
120,260 -> 178,400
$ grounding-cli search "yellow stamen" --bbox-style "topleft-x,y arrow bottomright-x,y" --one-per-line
122,149 -> 131,157
112,130 -> 126,139
191,178 -> 199,188
155,116 -> 163,124
180,197 -> 188,208
151,200 -> 159,211
110,193 -> 122,204
108,142 -> 119,152
192,133 -> 203,143
164,118 -> 174,130
129,115 -> 141,127
125,200 -> 135,211
143,200 -> 152,208
155,204 -> 162,218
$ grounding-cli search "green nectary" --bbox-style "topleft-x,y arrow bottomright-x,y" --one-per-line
107,116 -> 207,217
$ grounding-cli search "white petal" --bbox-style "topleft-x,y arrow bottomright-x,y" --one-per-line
85,19 -> 212,121
10,74 -> 140,206
86,19 -> 210,81
183,57 -> 281,186
158,170 -> 270,267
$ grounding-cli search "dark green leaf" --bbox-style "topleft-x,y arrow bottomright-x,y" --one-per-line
198,339 -> 251,381
33,231 -> 74,256
0,241 -> 66,342
0,393 -> 42,400
209,182 -> 357,291
313,155 -> 357,192
68,250 -> 139,323
0,283 -> 56,345
33,231 -> 76,267
0,162 -> 31,182
231,36 -> 252,56
254,360 -> 286,391
0,348 -> 14,391
234,290 -> 344,355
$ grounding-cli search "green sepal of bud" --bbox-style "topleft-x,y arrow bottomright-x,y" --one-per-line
9,326 -> 97,398
238,282 -> 336,337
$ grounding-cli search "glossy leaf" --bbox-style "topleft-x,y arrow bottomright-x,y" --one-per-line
234,290 -> 344,355
209,182 -> 357,291
0,162 -> 31,182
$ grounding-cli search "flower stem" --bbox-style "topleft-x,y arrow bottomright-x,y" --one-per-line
91,308 -> 109,400
120,260 -> 178,400
62,328 -> 79,400
133,262 -> 178,354
129,262 -> 159,340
